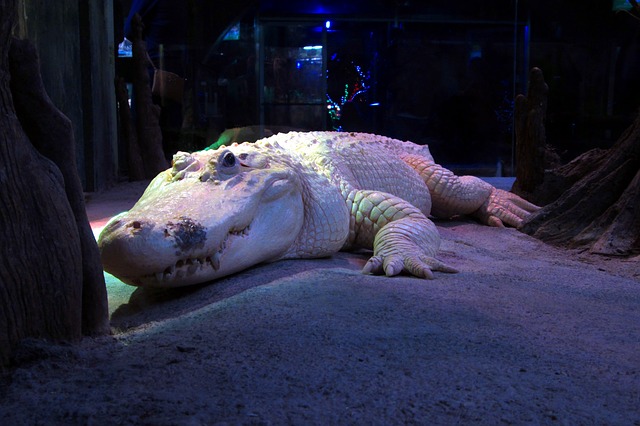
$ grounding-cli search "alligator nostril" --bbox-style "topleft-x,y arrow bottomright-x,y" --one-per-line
132,221 -> 141,229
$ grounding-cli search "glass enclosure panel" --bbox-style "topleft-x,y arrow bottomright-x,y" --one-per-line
260,23 -> 327,130
205,14 -> 527,174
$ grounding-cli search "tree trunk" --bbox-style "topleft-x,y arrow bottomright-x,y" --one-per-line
511,67 -> 564,205
0,0 -> 109,367
522,112 -> 640,256
115,76 -> 145,181
512,67 -> 549,197
9,38 -> 110,336
510,66 -> 640,256
130,13 -> 169,177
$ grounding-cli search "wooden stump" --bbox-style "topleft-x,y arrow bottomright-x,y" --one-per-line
512,67 -> 548,197
510,66 -> 639,256
522,111 -> 640,256
130,13 -> 169,177
0,0 -> 109,367
115,76 -> 145,181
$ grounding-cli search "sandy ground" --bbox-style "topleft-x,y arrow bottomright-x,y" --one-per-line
1,179 -> 639,425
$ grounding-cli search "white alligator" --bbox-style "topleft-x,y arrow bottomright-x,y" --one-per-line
98,132 -> 539,287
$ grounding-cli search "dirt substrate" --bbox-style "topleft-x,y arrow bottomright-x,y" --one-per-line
0,181 -> 639,424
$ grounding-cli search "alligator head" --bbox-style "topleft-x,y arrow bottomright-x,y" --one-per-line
98,146 -> 304,287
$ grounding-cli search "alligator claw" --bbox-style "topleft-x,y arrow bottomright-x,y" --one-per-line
474,188 -> 541,228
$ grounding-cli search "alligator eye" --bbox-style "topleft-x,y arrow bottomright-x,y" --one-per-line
216,150 -> 240,179
222,152 -> 236,168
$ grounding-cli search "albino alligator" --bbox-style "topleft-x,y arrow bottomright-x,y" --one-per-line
98,132 -> 539,287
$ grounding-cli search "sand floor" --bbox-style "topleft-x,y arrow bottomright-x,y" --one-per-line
1,179 -> 638,424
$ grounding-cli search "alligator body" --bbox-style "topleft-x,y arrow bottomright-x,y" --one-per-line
98,132 -> 539,287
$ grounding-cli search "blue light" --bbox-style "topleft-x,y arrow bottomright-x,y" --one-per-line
612,0 -> 633,10
325,20 -> 331,29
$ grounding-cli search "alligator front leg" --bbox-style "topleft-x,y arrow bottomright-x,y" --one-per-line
345,190 -> 457,279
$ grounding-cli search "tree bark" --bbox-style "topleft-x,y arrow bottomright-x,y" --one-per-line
522,112 -> 640,256
0,0 -> 109,367
130,13 -> 169,177
512,67 -> 549,197
509,66 -> 639,256
9,38 -> 110,336
511,67 -> 567,206
115,76 -> 145,181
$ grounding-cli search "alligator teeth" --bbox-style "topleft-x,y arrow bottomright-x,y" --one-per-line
160,265 -> 175,280
148,233 -> 240,282
211,252 -> 221,271
228,224 -> 251,237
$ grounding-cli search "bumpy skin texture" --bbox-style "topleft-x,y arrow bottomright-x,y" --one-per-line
98,132 -> 539,287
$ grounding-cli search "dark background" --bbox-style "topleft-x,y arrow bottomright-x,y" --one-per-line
15,0 -> 640,188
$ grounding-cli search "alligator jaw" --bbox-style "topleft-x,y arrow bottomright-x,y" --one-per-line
127,224 -> 252,287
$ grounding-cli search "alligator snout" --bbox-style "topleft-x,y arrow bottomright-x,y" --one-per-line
98,214 -> 208,284
109,216 -> 207,251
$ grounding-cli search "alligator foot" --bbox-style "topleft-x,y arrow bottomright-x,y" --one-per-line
362,217 -> 458,279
